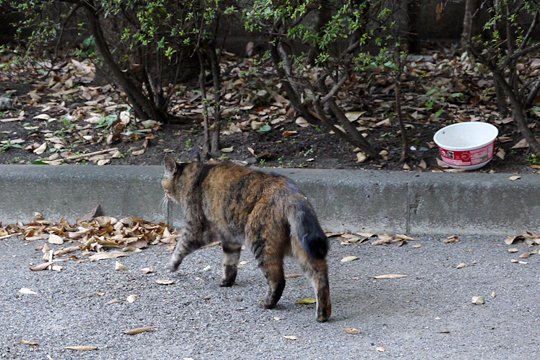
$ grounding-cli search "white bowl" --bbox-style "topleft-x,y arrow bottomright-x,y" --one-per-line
433,122 -> 498,170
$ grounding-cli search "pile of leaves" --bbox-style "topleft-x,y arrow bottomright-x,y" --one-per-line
0,213 -> 178,271
1,55 -> 160,165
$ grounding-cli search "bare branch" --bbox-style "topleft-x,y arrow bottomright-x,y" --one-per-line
506,42 -> 540,65
525,80 -> 540,109
520,12 -> 539,52
320,69 -> 349,104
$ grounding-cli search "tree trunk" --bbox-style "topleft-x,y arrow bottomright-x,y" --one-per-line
207,46 -> 221,156
406,0 -> 420,53
461,0 -> 479,50
197,50 -> 211,159
493,71 -> 540,156
83,4 -> 178,124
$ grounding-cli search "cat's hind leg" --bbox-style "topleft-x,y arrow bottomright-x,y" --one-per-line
258,253 -> 285,309
250,236 -> 286,309
220,241 -> 242,287
291,240 -> 331,322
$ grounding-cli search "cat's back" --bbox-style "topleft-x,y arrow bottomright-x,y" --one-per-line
202,161 -> 290,196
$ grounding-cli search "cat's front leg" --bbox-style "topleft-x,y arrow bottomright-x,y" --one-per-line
169,225 -> 205,272
220,242 -> 242,287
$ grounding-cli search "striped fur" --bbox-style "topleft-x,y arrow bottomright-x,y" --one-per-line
162,154 -> 331,322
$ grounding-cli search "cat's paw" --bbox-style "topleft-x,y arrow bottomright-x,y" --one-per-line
168,261 -> 180,272
219,279 -> 235,287
258,298 -> 276,309
316,303 -> 331,322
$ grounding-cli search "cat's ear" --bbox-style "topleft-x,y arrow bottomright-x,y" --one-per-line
189,147 -> 201,162
163,153 -> 177,175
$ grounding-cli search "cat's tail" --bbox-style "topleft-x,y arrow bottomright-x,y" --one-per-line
288,202 -> 329,260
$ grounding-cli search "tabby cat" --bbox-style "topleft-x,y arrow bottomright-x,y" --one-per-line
162,154 -> 331,322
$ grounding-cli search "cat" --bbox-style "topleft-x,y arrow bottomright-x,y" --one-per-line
161,153 -> 331,322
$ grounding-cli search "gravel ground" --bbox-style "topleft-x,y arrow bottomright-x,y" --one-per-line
1,235 -> 538,360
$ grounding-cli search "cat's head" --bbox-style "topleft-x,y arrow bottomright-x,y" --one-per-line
162,153 -> 179,199
162,151 -> 201,198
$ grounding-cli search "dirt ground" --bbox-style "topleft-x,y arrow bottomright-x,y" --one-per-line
0,47 -> 538,173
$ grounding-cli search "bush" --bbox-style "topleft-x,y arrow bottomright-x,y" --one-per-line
2,0 -> 229,129
467,0 -> 540,155
241,0 -> 403,158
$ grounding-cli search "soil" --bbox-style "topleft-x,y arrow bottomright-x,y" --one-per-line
0,47 -> 538,174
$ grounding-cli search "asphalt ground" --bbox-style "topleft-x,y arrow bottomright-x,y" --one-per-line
1,234 -> 538,360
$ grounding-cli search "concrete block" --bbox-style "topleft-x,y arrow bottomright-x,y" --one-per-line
0,165 -> 166,224
409,172 -> 540,235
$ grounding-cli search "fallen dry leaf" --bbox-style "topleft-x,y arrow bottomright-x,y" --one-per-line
295,117 -> 309,127
19,339 -> 39,346
29,262 -> 52,271
511,259 -> 528,265
54,246 -> 80,256
155,279 -> 175,285
282,130 -> 298,138
339,233 -> 370,245
48,234 -> 64,245
115,261 -> 127,271
356,152 -> 367,163
283,335 -> 298,341
395,234 -> 415,241
41,243 -> 51,260
509,175 -> 521,181
89,251 -> 128,261
65,345 -> 98,351
341,255 -> 359,263
285,273 -> 302,279
507,248 -> 519,253
131,148 -> 145,156
455,263 -> 466,269
436,158 -> 450,168
444,235 -> 460,244
33,113 -> 51,120
33,142 -> 47,155
503,232 -> 540,245
124,326 -> 155,335
376,346 -> 385,352
51,264 -> 63,271
296,297 -> 316,305
18,288 -> 37,295
373,274 -> 408,279
371,234 -> 397,245
140,267 -> 154,274
343,327 -> 360,335
471,296 -> 485,305
505,235 -> 523,245
511,138 -> 529,149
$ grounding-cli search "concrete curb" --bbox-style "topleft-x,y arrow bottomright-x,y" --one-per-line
1,165 -> 538,235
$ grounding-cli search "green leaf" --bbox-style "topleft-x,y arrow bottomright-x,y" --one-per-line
258,124 -> 272,133
297,297 -> 316,305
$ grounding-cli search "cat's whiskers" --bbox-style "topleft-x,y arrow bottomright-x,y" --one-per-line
160,195 -> 169,217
